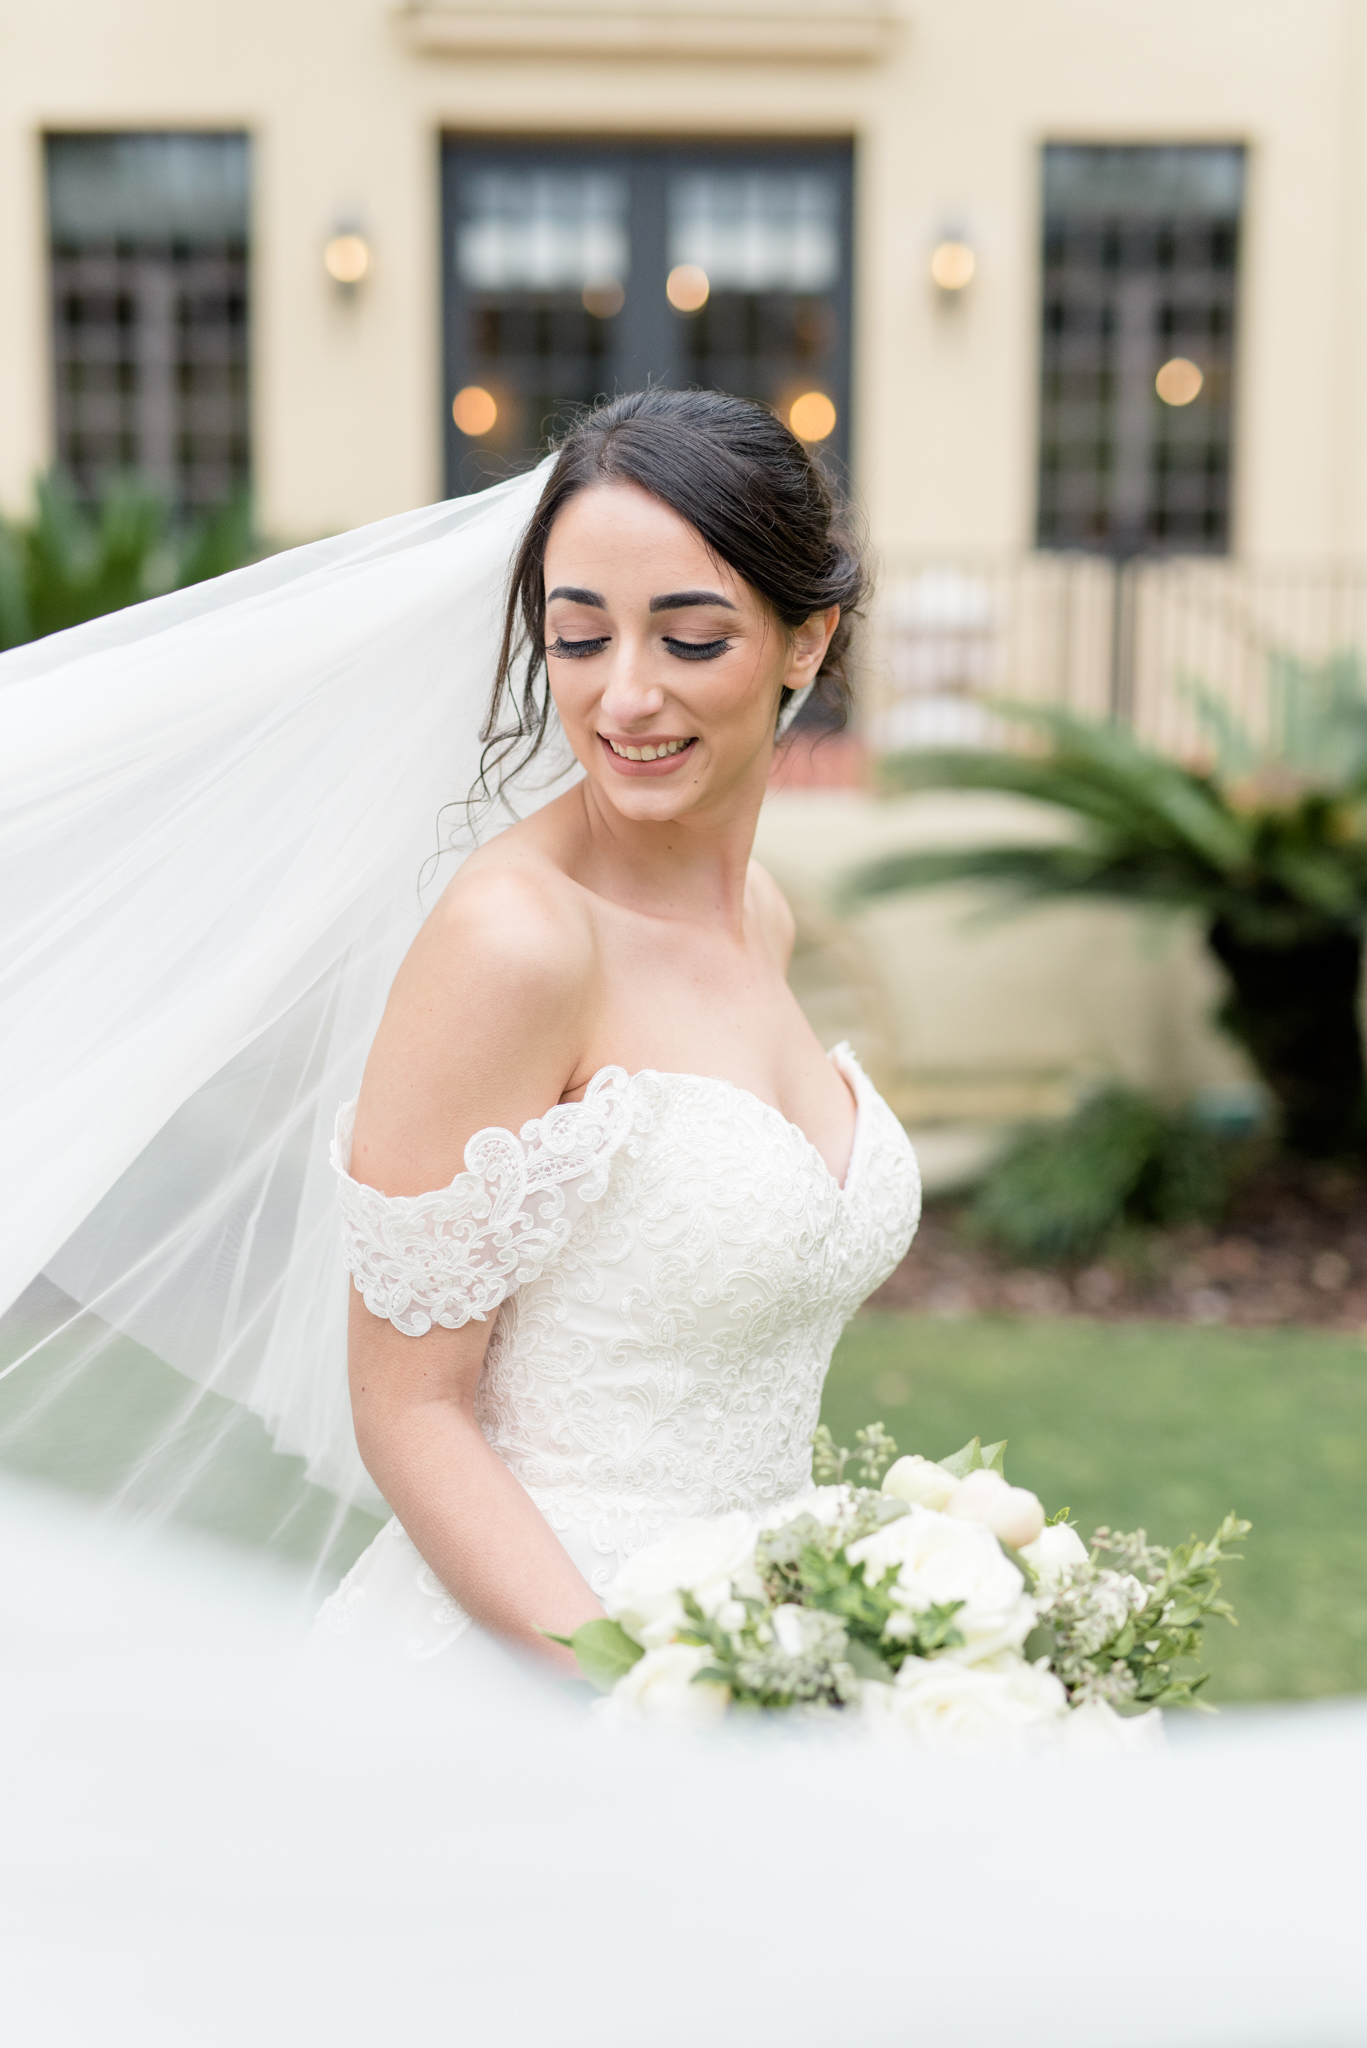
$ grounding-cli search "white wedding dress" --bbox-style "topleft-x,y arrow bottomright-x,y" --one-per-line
313,1044 -> 921,1675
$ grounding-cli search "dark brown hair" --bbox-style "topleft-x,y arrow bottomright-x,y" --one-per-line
477,388 -> 867,798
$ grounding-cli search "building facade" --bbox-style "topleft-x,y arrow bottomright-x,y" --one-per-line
3,0 -> 1367,560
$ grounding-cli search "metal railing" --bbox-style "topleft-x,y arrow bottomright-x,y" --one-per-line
863,553 -> 1367,759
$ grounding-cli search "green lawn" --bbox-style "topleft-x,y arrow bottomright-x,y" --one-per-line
820,1313 -> 1367,1705
7,1292 -> 1366,1705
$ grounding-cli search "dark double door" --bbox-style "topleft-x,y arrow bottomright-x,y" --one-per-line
441,138 -> 854,494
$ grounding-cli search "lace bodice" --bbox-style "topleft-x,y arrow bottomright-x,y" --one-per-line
329,1045 -> 920,1607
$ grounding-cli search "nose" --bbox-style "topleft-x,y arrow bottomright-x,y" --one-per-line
598,647 -> 665,730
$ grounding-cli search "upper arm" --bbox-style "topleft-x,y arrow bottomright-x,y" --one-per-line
350,863 -> 596,1200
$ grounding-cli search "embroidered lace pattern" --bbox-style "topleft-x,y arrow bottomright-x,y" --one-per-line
331,1066 -> 635,1337
328,1046 -> 921,1619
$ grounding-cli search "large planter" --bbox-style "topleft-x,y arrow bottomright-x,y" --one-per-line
1207,919 -> 1367,1157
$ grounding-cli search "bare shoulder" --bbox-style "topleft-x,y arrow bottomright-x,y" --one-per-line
351,849 -> 598,1195
746,858 -> 797,967
424,844 -> 595,988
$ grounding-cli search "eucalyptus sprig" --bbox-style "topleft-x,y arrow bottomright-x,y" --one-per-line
1035,1511 -> 1251,1710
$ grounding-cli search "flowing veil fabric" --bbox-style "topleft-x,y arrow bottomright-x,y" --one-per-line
0,462 -> 566,1564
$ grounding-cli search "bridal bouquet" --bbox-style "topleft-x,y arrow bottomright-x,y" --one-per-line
557,1426 -> 1247,1757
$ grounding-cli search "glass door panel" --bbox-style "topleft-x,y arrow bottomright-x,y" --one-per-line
442,140 -> 852,495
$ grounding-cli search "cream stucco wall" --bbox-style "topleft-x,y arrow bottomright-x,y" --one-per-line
753,789 -> 1259,1142
4,1 -> 1367,553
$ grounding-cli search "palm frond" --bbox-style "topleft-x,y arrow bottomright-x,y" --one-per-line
1178,673 -> 1261,780
1270,648 -> 1367,783
845,842 -> 1223,913
880,708 -> 1251,875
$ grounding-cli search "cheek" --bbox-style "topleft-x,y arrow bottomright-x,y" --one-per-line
713,645 -> 785,727
545,667 -> 596,729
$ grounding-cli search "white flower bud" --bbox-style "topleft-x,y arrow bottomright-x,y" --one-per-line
882,1455 -> 957,1512
1019,1519 -> 1089,1584
946,1469 -> 1046,1550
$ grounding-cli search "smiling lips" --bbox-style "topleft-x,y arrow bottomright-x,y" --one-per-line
600,734 -> 697,772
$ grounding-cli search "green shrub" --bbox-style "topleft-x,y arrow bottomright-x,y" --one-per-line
849,666 -> 1367,1158
0,469 -> 256,649
970,1086 -> 1238,1265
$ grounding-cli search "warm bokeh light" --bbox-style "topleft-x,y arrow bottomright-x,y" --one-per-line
929,239 -> 976,291
452,385 -> 498,436
582,278 -> 625,318
666,263 -> 710,312
1156,356 -> 1204,406
789,390 -> 837,442
323,233 -> 371,285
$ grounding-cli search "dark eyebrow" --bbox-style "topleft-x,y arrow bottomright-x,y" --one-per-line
546,585 -> 606,607
649,589 -> 738,613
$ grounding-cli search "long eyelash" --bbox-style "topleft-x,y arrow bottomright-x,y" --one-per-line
664,637 -> 730,661
546,636 -> 609,658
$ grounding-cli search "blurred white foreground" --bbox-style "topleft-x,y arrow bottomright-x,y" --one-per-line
4,1473 -> 1363,2048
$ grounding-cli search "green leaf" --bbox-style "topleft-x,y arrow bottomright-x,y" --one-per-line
690,1667 -> 732,1691
936,1436 -> 1006,1478
844,1636 -> 896,1683
566,1618 -> 645,1694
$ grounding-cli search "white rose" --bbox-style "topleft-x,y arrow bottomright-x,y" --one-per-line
847,1506 -> 1036,1664
1060,1701 -> 1165,1759
862,1656 -> 1066,1757
881,1456 -> 957,1512
946,1469 -> 1046,1550
600,1643 -> 730,1726
1019,1520 -> 1090,1586
605,1512 -> 759,1649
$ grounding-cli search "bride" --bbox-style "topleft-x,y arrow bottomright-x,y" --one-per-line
314,389 -> 921,1678
1,386 -> 917,1684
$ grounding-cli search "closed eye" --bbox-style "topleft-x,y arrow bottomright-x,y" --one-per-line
663,636 -> 730,661
546,635 -> 610,658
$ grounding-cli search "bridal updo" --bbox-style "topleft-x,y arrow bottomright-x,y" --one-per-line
480,388 -> 867,790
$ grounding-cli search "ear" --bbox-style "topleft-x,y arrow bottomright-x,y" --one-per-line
785,605 -> 840,689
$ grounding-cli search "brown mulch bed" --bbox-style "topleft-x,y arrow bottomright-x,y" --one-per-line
869,1160 -> 1367,1332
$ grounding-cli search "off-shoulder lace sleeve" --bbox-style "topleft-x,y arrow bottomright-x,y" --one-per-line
331,1067 -> 633,1336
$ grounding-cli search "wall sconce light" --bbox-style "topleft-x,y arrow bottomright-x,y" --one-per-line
324,230 -> 372,291
1155,356 -> 1203,406
929,238 -> 976,294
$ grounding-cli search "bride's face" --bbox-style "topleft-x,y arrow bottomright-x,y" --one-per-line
543,480 -> 836,823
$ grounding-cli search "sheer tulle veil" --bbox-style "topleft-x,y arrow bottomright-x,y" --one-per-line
0,462 -> 583,1578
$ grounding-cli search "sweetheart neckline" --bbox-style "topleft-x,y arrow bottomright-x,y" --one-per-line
334,1045 -> 873,1205
559,1043 -> 865,1199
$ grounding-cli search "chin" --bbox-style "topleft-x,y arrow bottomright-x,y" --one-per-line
598,778 -> 699,820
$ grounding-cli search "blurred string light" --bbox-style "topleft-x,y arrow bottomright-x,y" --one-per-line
789,391 -> 837,442
666,263 -> 710,312
929,239 -> 975,292
452,386 -> 498,436
323,233 -> 371,286
1156,356 -> 1204,406
581,278 -> 625,318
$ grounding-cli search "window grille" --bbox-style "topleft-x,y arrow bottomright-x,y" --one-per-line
442,140 -> 853,494
1037,144 -> 1243,555
46,133 -> 250,513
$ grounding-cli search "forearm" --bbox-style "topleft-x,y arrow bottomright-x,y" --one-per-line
356,1393 -> 602,1671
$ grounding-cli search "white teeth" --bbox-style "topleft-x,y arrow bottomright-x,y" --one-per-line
607,737 -> 692,760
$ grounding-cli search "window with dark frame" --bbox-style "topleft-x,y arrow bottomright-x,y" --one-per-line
1037,144 -> 1243,555
46,132 -> 250,515
441,139 -> 854,496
